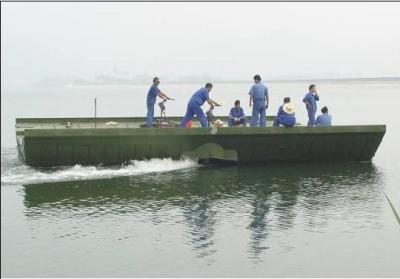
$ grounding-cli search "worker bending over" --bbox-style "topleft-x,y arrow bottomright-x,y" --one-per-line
180,83 -> 221,128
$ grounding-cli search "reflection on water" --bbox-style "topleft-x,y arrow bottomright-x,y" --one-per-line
183,198 -> 217,261
248,190 -> 270,258
22,162 -> 384,261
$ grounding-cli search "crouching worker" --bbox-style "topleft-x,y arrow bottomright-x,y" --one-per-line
228,100 -> 246,127
316,106 -> 332,126
180,83 -> 221,128
273,97 -> 296,127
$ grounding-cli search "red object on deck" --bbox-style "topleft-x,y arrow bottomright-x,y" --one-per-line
186,120 -> 193,128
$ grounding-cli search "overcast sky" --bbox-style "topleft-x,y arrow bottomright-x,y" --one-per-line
2,2 -> 400,84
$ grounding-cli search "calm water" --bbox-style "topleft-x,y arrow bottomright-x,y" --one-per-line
1,80 -> 400,277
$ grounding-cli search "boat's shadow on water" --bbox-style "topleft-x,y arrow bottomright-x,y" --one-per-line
22,162 -> 384,260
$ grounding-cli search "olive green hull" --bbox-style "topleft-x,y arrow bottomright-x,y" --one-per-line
16,117 -> 386,167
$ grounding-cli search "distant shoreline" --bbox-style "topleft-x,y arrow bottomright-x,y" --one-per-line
267,76 -> 400,83
32,76 -> 400,87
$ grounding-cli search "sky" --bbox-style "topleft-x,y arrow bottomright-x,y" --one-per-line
2,2 -> 400,85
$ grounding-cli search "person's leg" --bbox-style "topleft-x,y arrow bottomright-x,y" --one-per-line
228,118 -> 233,127
288,117 -> 296,127
259,104 -> 266,127
273,116 -> 281,127
307,110 -> 316,126
311,111 -> 316,125
282,117 -> 295,127
188,105 -> 208,128
146,103 -> 154,127
180,105 -> 194,127
241,117 -> 246,127
251,104 -> 259,127
192,105 -> 208,127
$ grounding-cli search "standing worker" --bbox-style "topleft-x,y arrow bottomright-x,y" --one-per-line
302,84 -> 320,126
180,83 -> 221,128
249,74 -> 269,127
146,77 -> 173,127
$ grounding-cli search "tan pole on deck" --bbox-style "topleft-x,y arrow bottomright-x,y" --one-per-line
95,98 -> 97,128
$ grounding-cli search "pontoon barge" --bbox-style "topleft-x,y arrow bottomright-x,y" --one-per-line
15,116 -> 386,167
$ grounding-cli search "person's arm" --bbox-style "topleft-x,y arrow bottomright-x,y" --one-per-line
158,91 -> 173,100
303,95 -> 311,109
265,87 -> 269,108
229,108 -> 234,119
277,106 -> 283,117
249,86 -> 254,107
207,98 -> 221,107
240,108 -> 245,119
314,94 -> 320,101
157,92 -> 167,101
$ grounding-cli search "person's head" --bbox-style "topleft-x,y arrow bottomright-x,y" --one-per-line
283,97 -> 291,104
205,83 -> 213,92
309,84 -> 316,93
234,100 -> 240,108
321,106 -> 328,114
153,77 -> 160,86
253,74 -> 261,83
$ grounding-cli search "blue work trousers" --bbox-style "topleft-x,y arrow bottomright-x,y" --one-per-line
307,109 -> 316,126
228,117 -> 246,127
273,116 -> 295,127
146,103 -> 155,127
251,102 -> 266,127
180,104 -> 208,128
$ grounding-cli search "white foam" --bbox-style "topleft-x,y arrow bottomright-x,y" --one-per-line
1,157 -> 198,185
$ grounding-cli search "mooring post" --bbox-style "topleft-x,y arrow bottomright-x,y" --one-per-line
95,98 -> 97,128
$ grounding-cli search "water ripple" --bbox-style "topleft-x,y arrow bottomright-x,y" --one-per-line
3,146 -> 389,265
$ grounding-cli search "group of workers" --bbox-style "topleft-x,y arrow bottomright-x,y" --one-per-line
145,75 -> 332,128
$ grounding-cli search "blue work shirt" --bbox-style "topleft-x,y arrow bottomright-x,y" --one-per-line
316,113 -> 332,126
188,87 -> 209,107
303,92 -> 319,112
249,83 -> 268,103
277,105 -> 296,120
274,105 -> 296,127
229,107 -> 245,119
146,85 -> 160,105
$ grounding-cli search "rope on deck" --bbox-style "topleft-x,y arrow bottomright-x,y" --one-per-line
385,193 -> 400,225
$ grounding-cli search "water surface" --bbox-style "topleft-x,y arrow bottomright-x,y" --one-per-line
1,80 -> 400,277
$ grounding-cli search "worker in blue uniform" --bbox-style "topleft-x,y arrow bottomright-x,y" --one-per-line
316,106 -> 332,126
249,74 -> 269,127
228,100 -> 246,127
273,97 -> 296,127
302,84 -> 320,126
146,77 -> 173,127
180,83 -> 221,128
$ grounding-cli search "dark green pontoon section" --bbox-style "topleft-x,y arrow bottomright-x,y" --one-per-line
15,117 -> 386,167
